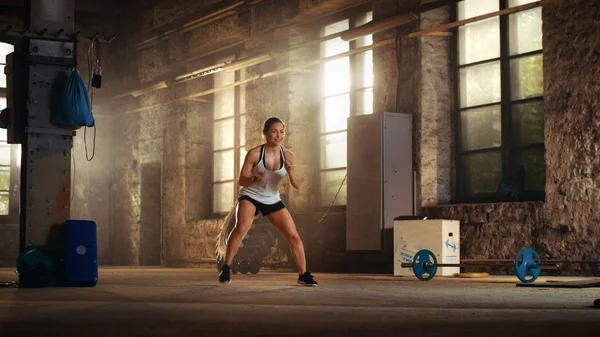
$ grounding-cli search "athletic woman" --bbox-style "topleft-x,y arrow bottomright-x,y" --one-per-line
218,117 -> 318,286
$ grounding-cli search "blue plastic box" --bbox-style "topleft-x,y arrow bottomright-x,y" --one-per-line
64,220 -> 98,286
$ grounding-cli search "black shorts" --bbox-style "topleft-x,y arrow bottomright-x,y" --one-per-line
238,195 -> 285,216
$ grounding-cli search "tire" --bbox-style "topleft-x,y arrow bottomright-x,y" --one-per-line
249,261 -> 261,274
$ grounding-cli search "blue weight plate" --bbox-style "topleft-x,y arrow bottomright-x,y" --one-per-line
412,249 -> 438,281
17,246 -> 55,273
514,248 -> 541,284
16,245 -> 59,288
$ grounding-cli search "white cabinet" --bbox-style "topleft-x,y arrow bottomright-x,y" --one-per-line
346,112 -> 413,251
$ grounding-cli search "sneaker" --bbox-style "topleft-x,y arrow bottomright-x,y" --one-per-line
219,264 -> 231,284
297,271 -> 318,287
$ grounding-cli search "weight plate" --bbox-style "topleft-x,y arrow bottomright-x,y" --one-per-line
412,249 -> 438,281
514,248 -> 541,283
231,260 -> 240,274
16,245 -> 59,288
239,260 -> 250,274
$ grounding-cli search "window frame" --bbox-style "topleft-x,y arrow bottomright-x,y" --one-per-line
210,68 -> 245,217
452,0 -> 545,203
319,10 -> 374,208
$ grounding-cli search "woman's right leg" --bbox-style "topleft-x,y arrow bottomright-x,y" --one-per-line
224,199 -> 256,267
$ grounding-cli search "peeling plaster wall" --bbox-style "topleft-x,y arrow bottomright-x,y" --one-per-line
418,4 -> 452,207
538,0 -> 600,262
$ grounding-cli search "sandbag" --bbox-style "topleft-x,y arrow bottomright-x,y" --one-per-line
51,70 -> 95,127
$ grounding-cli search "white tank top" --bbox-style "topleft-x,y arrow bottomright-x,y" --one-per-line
239,145 -> 288,205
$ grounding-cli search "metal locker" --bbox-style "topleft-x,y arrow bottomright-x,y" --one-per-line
346,112 -> 413,252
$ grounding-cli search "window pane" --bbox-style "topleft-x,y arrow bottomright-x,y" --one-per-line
323,37 -> 349,58
509,0 -> 538,6
240,83 -> 246,115
511,100 -> 544,146
214,88 -> 235,119
0,167 -> 8,191
0,98 -> 6,142
509,8 -> 542,55
356,51 -> 373,88
15,145 -> 20,167
461,151 -> 502,194
0,167 -> 9,191
324,58 -> 350,96
0,192 -> 8,215
511,147 -> 545,191
458,18 -> 500,64
214,118 -> 234,150
356,34 -> 373,48
239,146 -> 247,172
0,43 -> 13,64
239,115 -> 245,146
0,43 -> 13,88
458,0 -> 499,20
321,132 -> 347,169
214,68 -> 235,86
321,169 -> 347,206
325,20 -> 349,36
460,105 -> 502,152
510,54 -> 543,100
213,150 -> 234,182
355,11 -> 373,48
323,94 -> 350,133
214,71 -> 235,119
0,145 -> 10,165
457,0 -> 499,64
213,182 -> 234,213
357,88 -> 373,115
460,61 -> 501,108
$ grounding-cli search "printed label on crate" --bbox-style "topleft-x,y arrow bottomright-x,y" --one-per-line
396,243 -> 416,272
443,238 -> 459,262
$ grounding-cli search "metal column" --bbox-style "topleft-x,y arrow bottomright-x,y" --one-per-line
19,0 -> 76,253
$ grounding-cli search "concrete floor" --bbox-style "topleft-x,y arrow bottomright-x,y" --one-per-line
1,268 -> 600,337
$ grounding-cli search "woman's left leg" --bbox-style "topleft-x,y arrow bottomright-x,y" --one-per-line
267,208 -> 306,274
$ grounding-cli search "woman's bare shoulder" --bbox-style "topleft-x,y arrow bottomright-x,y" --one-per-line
283,148 -> 296,158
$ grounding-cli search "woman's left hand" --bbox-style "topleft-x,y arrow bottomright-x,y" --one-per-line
284,150 -> 303,189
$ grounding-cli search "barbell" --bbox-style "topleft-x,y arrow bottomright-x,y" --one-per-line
401,248 -> 560,283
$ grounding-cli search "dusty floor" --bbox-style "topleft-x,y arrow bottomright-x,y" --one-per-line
0,267 -> 600,336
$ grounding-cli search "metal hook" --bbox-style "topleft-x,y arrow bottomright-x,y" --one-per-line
20,26 -> 30,36
104,34 -> 116,43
